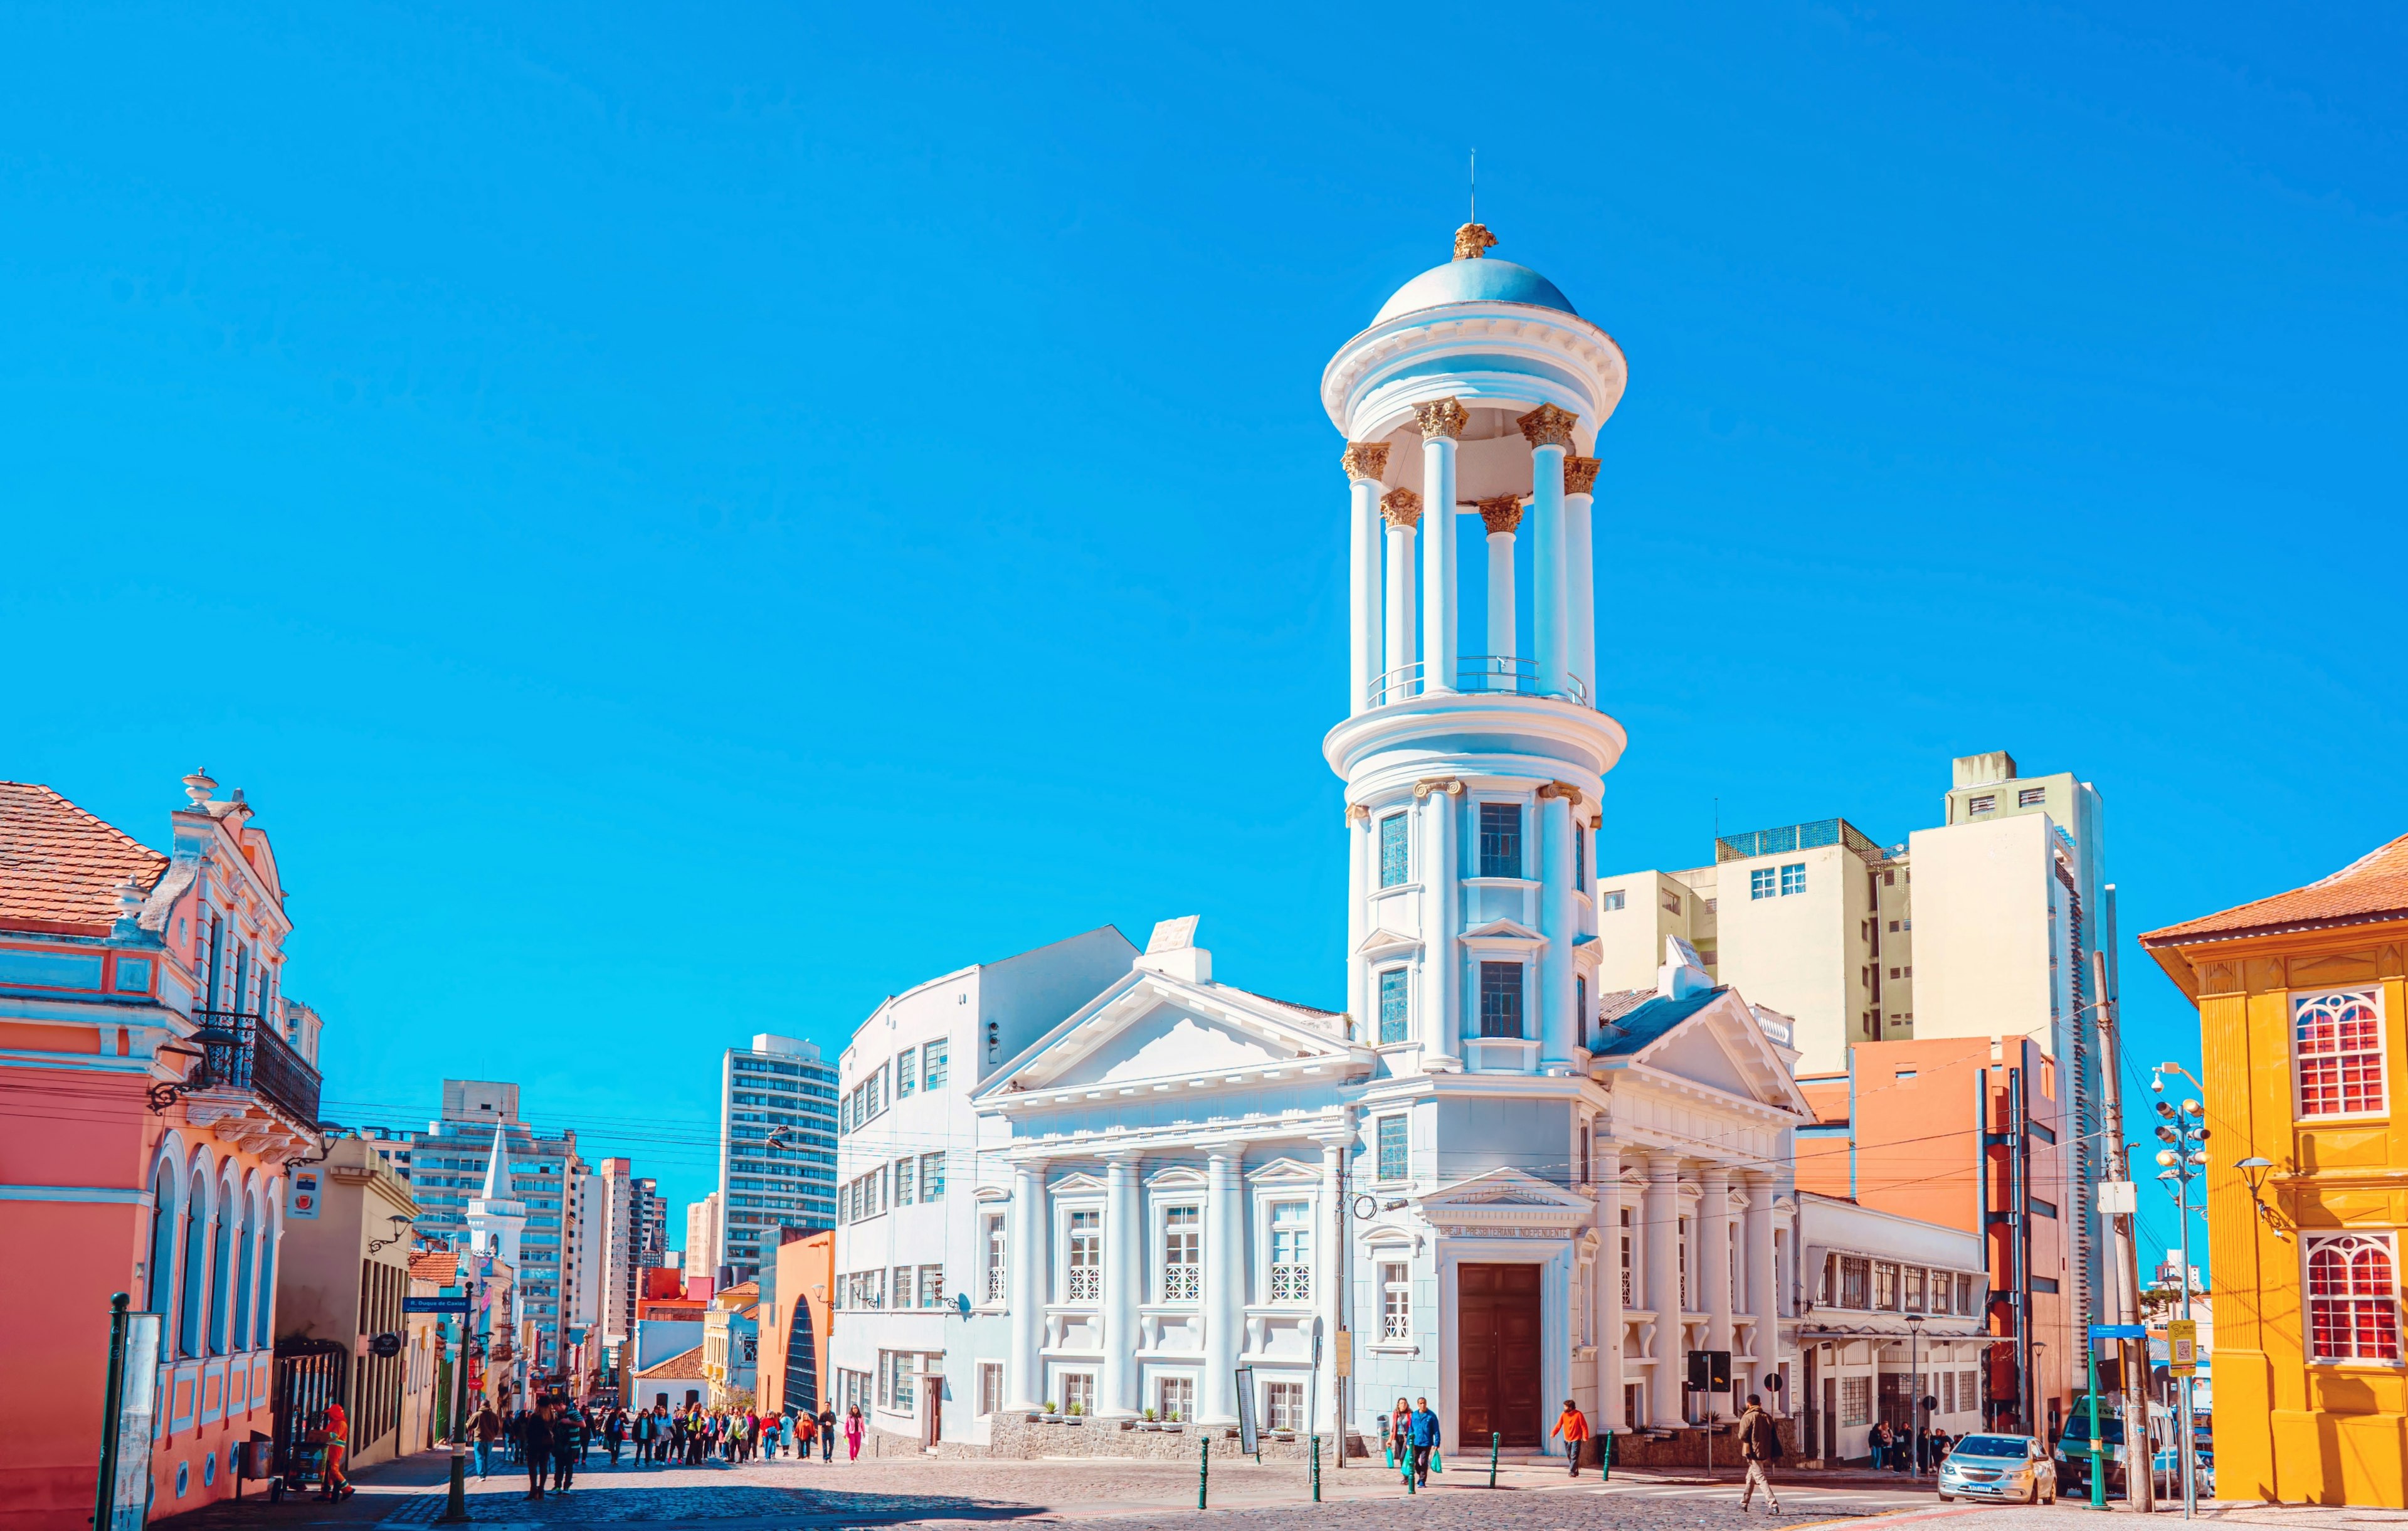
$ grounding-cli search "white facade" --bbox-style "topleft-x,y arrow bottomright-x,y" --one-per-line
827,926 -> 1139,1444
685,1193 -> 722,1282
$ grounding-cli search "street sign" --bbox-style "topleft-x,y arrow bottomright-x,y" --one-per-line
287,1167 -> 322,1221
405,1296 -> 471,1315
2167,1320 -> 2198,1377
2089,1323 -> 2146,1340
1333,1328 -> 1353,1378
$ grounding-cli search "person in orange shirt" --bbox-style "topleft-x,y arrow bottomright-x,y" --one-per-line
320,1402 -> 354,1500
1551,1399 -> 1592,1478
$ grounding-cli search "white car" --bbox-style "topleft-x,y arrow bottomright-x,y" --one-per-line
1937,1434 -> 2058,1504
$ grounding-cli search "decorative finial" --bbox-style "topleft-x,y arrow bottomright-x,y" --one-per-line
1453,223 -> 1497,261
182,768 -> 216,807
115,875 -> 147,921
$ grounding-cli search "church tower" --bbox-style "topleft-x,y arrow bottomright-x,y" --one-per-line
1325,223 -> 1628,1079
465,1123 -> 527,1270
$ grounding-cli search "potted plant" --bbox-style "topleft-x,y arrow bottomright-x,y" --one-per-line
1065,1401 -> 1084,1424
1035,1399 -> 1059,1422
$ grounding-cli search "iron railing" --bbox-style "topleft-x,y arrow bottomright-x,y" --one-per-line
1713,817 -> 1889,867
1365,659 -> 1592,710
188,1009 -> 323,1128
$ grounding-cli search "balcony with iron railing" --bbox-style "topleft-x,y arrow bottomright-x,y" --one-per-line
1366,657 -> 1590,710
172,1008 -> 323,1131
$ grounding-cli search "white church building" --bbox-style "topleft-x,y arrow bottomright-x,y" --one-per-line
834,225 -> 1822,1458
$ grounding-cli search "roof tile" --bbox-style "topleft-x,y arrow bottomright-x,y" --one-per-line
2141,832 -> 2408,945
0,782 -> 167,936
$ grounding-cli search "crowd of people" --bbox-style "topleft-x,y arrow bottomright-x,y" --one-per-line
1864,1417 -> 1955,1475
465,1396 -> 872,1499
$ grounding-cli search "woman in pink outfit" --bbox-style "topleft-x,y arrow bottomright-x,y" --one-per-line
843,1406 -> 865,1460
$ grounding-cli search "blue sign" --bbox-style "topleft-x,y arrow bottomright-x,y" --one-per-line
2089,1323 -> 2147,1339
404,1296 -> 472,1315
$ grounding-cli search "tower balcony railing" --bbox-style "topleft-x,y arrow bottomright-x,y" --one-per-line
1365,657 -> 1591,710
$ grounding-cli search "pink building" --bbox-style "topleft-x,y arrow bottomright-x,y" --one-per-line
0,773 -> 320,1529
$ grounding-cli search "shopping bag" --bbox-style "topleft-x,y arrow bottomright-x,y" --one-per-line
1383,1442 -> 1395,1469
1430,1449 -> 1445,1473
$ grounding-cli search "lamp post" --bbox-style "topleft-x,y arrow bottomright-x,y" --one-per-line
1904,1313 -> 1924,1475
2150,1062 -> 2209,1522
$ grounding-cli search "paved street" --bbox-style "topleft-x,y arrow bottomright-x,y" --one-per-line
158,1446 -> 2379,1531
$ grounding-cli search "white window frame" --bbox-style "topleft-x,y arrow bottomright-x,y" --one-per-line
1061,1204 -> 1104,1305
981,1212 -> 1008,1306
1264,1198 -> 1313,1304
2304,1231 -> 2404,1365
1380,1260 -> 1412,1340
1159,1204 -> 1201,1303
1750,867 -> 1775,900
1156,1373 -> 1196,1424
1780,861 -> 1807,896
1058,1370 -> 1097,1416
1600,888 -> 1626,912
978,1360 -> 1004,1416
2292,988 -> 2389,1120
1263,1379 -> 1306,1433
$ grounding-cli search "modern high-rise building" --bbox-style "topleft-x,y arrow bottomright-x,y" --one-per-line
714,1034 -> 839,1283
685,1192 -> 722,1284
599,1157 -> 668,1359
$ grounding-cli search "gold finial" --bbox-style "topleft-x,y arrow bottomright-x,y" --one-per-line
1454,223 -> 1497,261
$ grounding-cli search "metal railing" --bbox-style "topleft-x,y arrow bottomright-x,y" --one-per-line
1365,659 -> 1592,710
188,1009 -> 323,1128
1714,817 -> 1889,867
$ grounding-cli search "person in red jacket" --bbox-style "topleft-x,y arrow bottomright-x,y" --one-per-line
1551,1400 -> 1593,1477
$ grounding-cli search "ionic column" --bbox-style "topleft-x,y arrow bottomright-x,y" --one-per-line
1344,443 -> 1389,714
1380,489 -> 1421,698
1416,777 -> 1464,1069
1101,1150 -> 1142,1417
1316,1133 -> 1347,1434
1200,1147 -> 1245,1424
1536,783 -> 1580,1072
1346,805 -> 1371,1041
1701,1166 -> 1735,1417
1518,405 -> 1578,699
1565,455 -> 1599,706
1642,1155 -> 1684,1427
1415,398 -> 1467,694
1594,1138 -> 1627,1430
1006,1158 -> 1050,1409
1478,497 -> 1521,687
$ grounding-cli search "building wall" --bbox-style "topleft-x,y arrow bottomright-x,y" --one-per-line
274,1135 -> 426,1468
1714,843 -> 1880,1076
758,1232 -> 834,1416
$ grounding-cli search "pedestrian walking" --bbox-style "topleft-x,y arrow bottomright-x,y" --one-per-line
552,1405 -> 584,1493
472,1402 -> 500,1479
520,1404 -> 554,1500
605,1408 -> 625,1466
319,1402 -> 354,1500
1736,1394 -> 1783,1512
843,1405 -> 865,1461
1551,1399 -> 1592,1477
1387,1397 -> 1411,1474
1406,1396 -> 1441,1488
818,1406 -> 838,1461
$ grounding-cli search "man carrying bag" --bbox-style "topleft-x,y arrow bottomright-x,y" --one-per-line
1736,1394 -> 1783,1513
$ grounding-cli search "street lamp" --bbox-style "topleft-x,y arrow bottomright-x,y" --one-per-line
1904,1313 -> 1925,1475
2144,1069 -> 2210,1522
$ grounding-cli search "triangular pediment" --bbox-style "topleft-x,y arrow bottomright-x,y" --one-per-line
1353,926 -> 1421,959
1245,1157 -> 1320,1185
1597,987 -> 1812,1117
1462,918 -> 1543,941
1415,1167 -> 1596,1214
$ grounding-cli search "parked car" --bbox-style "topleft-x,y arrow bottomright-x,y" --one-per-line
1937,1434 -> 2058,1504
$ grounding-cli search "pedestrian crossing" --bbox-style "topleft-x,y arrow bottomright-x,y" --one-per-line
1568,1480 -> 1933,1507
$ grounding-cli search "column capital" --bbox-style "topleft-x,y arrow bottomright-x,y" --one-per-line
1477,495 -> 1523,534
1699,1163 -> 1732,1192
1345,802 -> 1371,827
1412,776 -> 1464,800
1516,403 -> 1580,449
1102,1146 -> 1146,1165
1536,780 -> 1585,807
1380,486 -> 1422,529
1341,442 -> 1391,482
1415,397 -> 1469,440
1565,456 -> 1600,496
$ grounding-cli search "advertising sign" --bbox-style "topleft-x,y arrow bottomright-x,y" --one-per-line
1233,1364 -> 1259,1454
2167,1319 -> 2199,1377
287,1167 -> 322,1221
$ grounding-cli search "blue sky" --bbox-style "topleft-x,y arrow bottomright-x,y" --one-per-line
5,5 -> 2402,1255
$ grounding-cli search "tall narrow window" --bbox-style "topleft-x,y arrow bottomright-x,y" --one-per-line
1677,1216 -> 1690,1310
1163,1207 -> 1201,1301
230,1195 -> 256,1350
895,1049 -> 917,1098
1619,1208 -> 1634,1307
922,1040 -> 949,1091
983,1214 -> 1008,1304
145,1166 -> 176,1321
1376,1115 -> 1409,1182
1576,977 -> 1588,1041
1478,803 -> 1523,878
1378,968 -> 1410,1045
1574,825 -> 1587,891
1269,1202 -> 1312,1301
919,1151 -> 945,1198
178,1172 -> 206,1357
1378,813 -> 1410,888
1478,962 -> 1524,1039
253,1207 -> 277,1347
893,1158 -> 916,1207
2307,1234 -> 2400,1362
1381,1261 -> 1412,1338
1066,1210 -> 1101,1301
2294,989 -> 2386,1116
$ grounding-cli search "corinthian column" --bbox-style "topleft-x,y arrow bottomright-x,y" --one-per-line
1380,489 -> 1420,699
1343,442 -> 1389,715
1701,1165 -> 1735,1418
1006,1158 -> 1050,1409
1478,497 -> 1521,689
1564,455 -> 1599,706
1518,404 -> 1578,700
1200,1147 -> 1245,1424
1593,1138 -> 1627,1430
1416,398 -> 1467,694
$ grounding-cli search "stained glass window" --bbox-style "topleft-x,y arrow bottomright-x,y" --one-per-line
1378,968 -> 1409,1045
1378,813 -> 1409,888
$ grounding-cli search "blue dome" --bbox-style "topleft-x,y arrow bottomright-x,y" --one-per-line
1373,257 -> 1576,324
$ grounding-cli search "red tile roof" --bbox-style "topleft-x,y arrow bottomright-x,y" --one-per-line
2141,832 -> 2408,946
0,782 -> 167,936
411,1249 -> 463,1285
635,1343 -> 708,1380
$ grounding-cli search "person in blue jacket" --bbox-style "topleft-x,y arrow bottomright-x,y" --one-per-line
1407,1397 -> 1442,1487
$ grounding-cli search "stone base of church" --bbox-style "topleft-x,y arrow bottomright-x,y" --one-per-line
868,1419 -> 1373,1461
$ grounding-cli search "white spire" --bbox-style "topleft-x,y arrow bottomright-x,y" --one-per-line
481,1123 -> 509,1201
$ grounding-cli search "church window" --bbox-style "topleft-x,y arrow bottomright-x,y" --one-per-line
1478,962 -> 1523,1039
1376,1115 -> 1408,1183
1478,803 -> 1522,878
1750,868 -> 1775,900
1378,813 -> 1409,887
1378,968 -> 1409,1045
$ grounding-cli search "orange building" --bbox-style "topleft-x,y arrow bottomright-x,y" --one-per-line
1796,1034 -> 2080,1436
0,775 -> 320,1528
758,1230 -> 832,1416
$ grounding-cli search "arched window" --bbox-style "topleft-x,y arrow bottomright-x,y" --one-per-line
208,1175 -> 235,1355
178,1168 -> 208,1359
231,1189 -> 257,1352
253,1199 -> 279,1348
146,1165 -> 178,1320
2308,1233 -> 2401,1362
781,1296 -> 818,1414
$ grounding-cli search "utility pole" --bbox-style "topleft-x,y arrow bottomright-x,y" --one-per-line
2092,951 -> 2152,1513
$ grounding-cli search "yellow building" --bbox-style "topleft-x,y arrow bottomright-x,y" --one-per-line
2142,835 -> 2408,1506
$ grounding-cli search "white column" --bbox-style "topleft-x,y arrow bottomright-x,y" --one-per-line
1381,489 -> 1420,697
1480,498 -> 1519,682
1101,1151 -> 1142,1417
1317,1133 -> 1346,1436
1200,1147 -> 1245,1424
1701,1165 -> 1734,1417
1346,806 -> 1370,1042
1416,398 -> 1465,694
1344,443 -> 1388,714
1420,780 -> 1462,1069
1538,785 -> 1577,1073
1519,405 -> 1576,700
1642,1155 -> 1683,1427
1006,1158 -> 1050,1409
1743,1170 -> 1777,1388
1565,455 -> 1598,705
1595,1139 -> 1626,1431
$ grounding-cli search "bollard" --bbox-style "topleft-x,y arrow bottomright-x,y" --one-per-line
1311,1436 -> 1322,1502
1600,1428 -> 1612,1483
1198,1433 -> 1210,1508
1489,1431 -> 1499,1488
